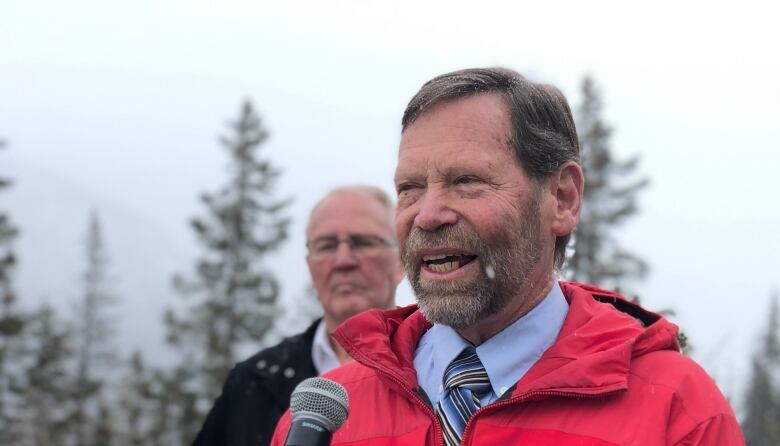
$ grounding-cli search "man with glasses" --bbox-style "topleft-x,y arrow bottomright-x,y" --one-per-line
194,186 -> 404,446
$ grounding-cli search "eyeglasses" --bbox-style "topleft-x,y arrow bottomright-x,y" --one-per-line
307,234 -> 396,258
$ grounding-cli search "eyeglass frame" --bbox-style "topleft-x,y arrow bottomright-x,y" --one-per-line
306,233 -> 397,259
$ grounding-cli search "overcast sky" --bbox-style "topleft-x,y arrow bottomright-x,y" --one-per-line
1,0 -> 778,412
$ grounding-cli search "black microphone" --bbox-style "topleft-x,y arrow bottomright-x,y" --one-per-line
284,377 -> 349,446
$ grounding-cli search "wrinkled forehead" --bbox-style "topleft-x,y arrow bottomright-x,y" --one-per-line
401,93 -> 511,142
306,192 -> 394,240
395,94 -> 517,179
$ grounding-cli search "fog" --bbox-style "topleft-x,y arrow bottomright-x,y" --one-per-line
1,0 -> 778,414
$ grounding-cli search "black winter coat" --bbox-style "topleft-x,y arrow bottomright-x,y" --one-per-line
193,320 -> 320,446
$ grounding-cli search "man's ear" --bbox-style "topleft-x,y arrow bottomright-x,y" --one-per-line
550,161 -> 584,237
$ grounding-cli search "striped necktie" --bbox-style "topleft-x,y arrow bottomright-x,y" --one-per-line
435,347 -> 492,446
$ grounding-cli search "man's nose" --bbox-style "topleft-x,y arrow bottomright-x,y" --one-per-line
333,240 -> 359,269
413,189 -> 458,232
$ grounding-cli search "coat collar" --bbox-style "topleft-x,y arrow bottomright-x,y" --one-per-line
333,282 -> 679,397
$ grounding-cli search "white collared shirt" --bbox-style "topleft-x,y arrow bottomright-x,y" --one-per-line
311,319 -> 341,375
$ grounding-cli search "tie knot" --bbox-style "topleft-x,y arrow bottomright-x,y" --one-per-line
443,347 -> 491,396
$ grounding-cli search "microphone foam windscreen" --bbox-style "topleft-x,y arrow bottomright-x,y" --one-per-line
290,377 -> 349,430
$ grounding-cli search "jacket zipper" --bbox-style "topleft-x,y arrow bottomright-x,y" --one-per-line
460,388 -> 624,445
377,364 -> 446,445
348,350 -> 446,446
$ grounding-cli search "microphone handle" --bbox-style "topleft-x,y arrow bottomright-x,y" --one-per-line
284,418 -> 333,446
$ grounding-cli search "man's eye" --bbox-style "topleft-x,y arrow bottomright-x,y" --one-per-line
352,238 -> 375,248
315,240 -> 338,251
396,182 -> 420,194
455,175 -> 480,185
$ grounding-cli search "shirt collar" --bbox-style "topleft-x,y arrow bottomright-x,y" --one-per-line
311,319 -> 341,375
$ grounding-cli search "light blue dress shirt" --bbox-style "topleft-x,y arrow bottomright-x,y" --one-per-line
413,281 -> 569,407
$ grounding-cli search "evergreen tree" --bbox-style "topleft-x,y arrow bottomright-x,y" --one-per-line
165,100 -> 290,440
16,304 -> 73,446
742,292 -> 780,445
164,365 -> 200,446
117,351 -> 153,446
565,78 -> 695,352
0,140 -> 18,313
144,364 -> 198,446
566,76 -> 649,293
91,402 -> 115,446
0,139 -> 25,445
117,353 -> 199,446
0,141 -> 17,303
70,211 -> 118,446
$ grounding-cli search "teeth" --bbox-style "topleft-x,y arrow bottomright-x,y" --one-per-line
423,254 -> 450,261
429,260 -> 460,273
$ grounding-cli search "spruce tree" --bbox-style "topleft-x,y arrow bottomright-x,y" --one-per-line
91,402 -> 115,446
16,304 -> 73,446
146,364 -> 199,446
0,141 -> 17,302
0,139 -> 25,445
70,211 -> 118,446
165,100 -> 290,440
117,351 -> 153,445
742,292 -> 780,445
566,76 -> 649,293
0,140 -> 19,313
118,357 -> 199,446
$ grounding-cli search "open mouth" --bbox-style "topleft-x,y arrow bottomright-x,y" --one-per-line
422,253 -> 478,273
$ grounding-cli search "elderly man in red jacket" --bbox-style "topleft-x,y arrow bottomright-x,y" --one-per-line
272,67 -> 744,445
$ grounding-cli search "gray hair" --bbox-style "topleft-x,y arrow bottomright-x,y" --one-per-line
402,67 -> 580,269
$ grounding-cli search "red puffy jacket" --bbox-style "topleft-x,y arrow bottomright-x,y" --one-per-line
273,282 -> 743,445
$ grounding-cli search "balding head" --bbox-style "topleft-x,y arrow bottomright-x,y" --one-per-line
306,185 -> 404,331
306,186 -> 395,240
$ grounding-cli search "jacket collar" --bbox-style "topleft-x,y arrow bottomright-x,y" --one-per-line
253,317 -> 320,381
333,282 -> 679,398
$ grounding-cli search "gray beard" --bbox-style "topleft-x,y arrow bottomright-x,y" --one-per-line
401,199 -> 543,329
